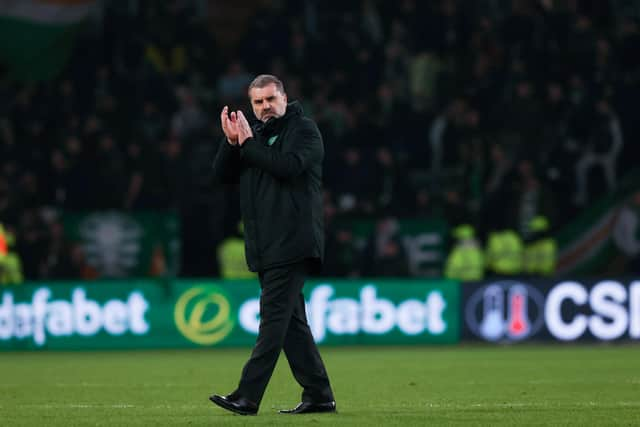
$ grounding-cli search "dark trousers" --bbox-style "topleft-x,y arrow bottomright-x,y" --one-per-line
235,260 -> 334,406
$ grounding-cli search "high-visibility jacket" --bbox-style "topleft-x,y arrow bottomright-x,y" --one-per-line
486,230 -> 523,275
218,237 -> 256,279
523,237 -> 557,276
0,253 -> 23,285
0,224 -> 22,285
145,45 -> 187,75
444,241 -> 485,281
0,225 -> 8,257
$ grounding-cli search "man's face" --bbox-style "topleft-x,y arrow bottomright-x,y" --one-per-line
249,83 -> 287,122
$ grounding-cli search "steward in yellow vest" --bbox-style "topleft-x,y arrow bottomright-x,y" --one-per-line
217,222 -> 256,279
523,216 -> 557,276
0,224 -> 24,285
485,229 -> 523,276
444,224 -> 485,281
0,224 -> 7,257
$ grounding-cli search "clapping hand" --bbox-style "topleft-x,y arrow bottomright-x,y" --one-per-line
236,110 -> 254,146
220,106 -> 238,145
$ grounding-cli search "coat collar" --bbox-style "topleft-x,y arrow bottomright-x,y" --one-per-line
252,101 -> 303,135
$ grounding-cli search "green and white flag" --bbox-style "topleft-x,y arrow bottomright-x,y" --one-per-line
0,0 -> 96,81
62,211 -> 181,279
557,172 -> 640,276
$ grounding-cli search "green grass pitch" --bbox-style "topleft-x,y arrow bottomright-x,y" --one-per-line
1,345 -> 639,426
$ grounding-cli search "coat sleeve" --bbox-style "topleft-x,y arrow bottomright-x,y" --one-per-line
211,137 -> 241,184
240,119 -> 323,179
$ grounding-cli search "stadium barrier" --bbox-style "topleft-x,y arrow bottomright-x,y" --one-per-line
0,279 -> 459,350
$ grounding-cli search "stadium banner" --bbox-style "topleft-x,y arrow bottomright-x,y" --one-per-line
556,170 -> 640,277
0,279 -> 460,350
0,0 -> 97,81
62,211 -> 180,279
340,218 -> 449,277
463,278 -> 640,343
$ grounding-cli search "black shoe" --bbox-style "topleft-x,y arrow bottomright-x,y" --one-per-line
209,393 -> 258,416
279,401 -> 337,414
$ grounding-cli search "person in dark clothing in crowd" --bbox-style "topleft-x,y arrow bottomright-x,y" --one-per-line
209,75 -> 336,416
324,224 -> 361,277
361,216 -> 410,277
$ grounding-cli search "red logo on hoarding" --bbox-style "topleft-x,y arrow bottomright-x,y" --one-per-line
466,281 -> 544,342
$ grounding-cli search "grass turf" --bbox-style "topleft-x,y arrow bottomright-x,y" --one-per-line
1,345 -> 639,426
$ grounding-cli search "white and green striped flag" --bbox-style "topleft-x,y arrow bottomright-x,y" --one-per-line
0,0 -> 96,81
557,172 -> 640,276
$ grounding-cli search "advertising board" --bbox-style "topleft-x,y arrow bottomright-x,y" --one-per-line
463,279 -> 640,342
0,279 -> 460,350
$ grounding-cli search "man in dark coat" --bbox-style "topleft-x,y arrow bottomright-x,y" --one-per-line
209,75 -> 336,416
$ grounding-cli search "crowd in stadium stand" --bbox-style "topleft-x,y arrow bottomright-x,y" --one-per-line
1,0 -> 640,280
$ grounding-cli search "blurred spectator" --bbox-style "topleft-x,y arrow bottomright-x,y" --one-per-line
485,228 -> 524,278
412,188 -> 437,218
458,114 -> 486,224
43,149 -> 69,208
370,147 -> 412,215
68,243 -> 100,280
613,190 -> 640,275
13,171 -> 41,213
41,220 -> 96,280
144,30 -> 188,80
482,142 -> 515,231
60,135 -> 91,210
216,61 -> 253,104
0,178 -> 17,227
428,97 -> 466,174
574,99 -> 624,205
409,51 -> 443,113
0,223 -> 23,285
94,64 -> 119,103
618,17 -> 640,75
504,79 -> 542,156
361,217 -> 409,277
324,223 -> 361,278
522,215 -> 557,277
135,99 -> 167,144
444,224 -> 484,282
14,209 -> 49,280
511,159 -> 556,240
217,222 -> 255,279
540,82 -> 571,164
171,86 -> 207,141
90,133 -> 127,209
333,147 -> 373,214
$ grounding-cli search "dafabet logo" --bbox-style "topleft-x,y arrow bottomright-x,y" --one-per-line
174,286 -> 235,345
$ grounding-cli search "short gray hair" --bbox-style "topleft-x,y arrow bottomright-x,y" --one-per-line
248,74 -> 285,96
